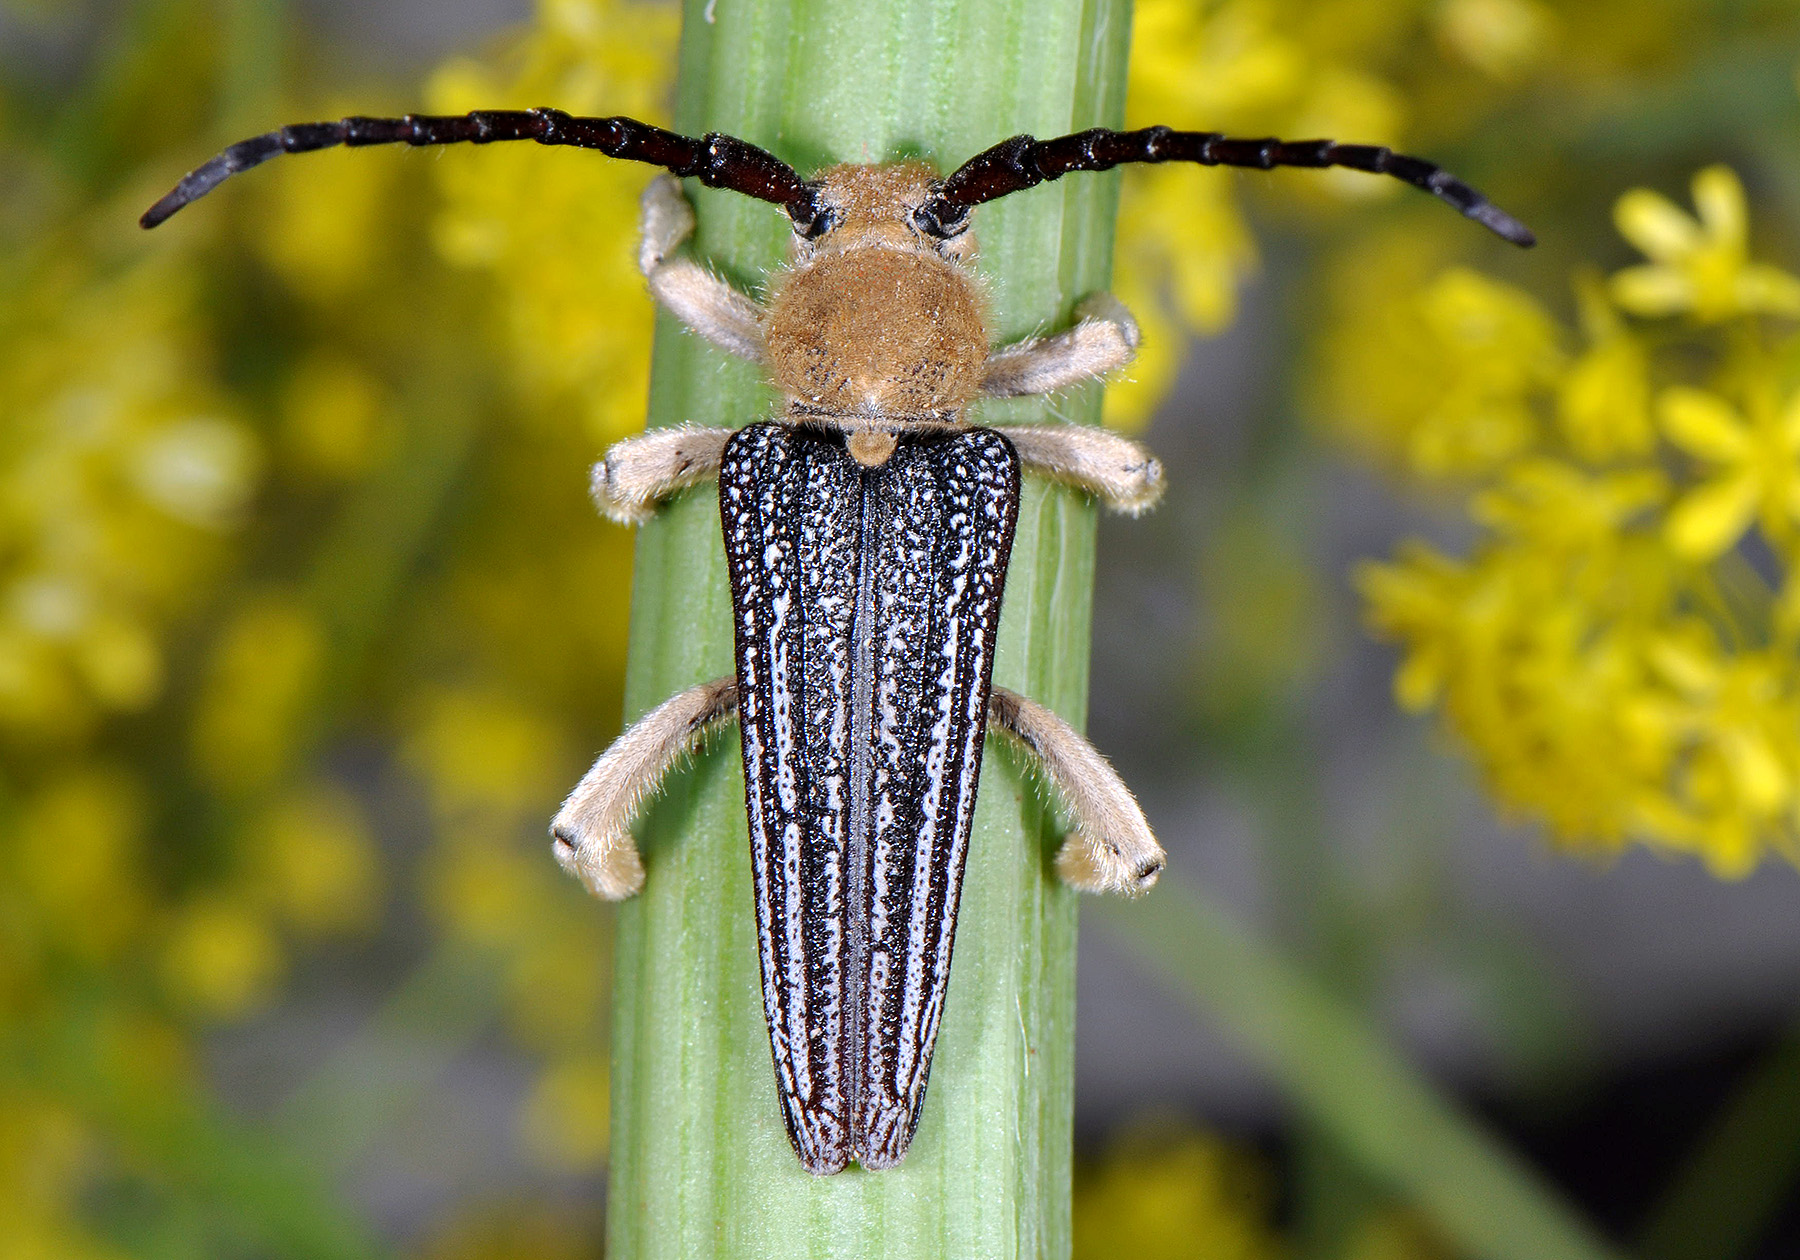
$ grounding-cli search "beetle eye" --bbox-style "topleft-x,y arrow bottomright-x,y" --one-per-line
910,202 -> 968,241
797,206 -> 840,241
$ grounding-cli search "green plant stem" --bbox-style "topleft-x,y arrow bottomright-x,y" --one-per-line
607,0 -> 1130,1255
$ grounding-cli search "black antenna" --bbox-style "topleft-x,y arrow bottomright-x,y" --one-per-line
141,109 -> 822,231
917,126 -> 1535,247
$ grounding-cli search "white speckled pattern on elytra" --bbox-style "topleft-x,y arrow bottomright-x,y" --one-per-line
721,423 -> 1019,1174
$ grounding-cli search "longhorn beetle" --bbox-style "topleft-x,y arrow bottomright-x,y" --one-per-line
144,110 -> 1533,1175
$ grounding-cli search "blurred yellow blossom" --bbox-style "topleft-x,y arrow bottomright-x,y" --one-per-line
0,1093 -> 117,1260
129,415 -> 260,529
159,896 -> 285,1017
1322,265 -> 1564,479
1112,0 -> 1430,428
191,598 -> 326,794
1435,0 -> 1553,81
280,351 -> 396,480
1109,165 -> 1257,426
1659,384 -> 1800,559
1346,166 -> 1800,873
1557,276 -> 1654,461
1611,166 -> 1800,322
503,917 -> 608,1049
427,0 -> 676,444
425,841 -> 549,948
1072,1130 -> 1280,1260
0,243 -> 255,738
521,1051 -> 612,1170
405,688 -> 564,823
11,767 -> 148,963
246,783 -> 382,937
253,135 -> 403,305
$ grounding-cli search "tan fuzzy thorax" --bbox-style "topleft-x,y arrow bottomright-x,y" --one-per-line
765,161 -> 989,426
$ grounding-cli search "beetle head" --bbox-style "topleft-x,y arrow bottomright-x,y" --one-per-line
790,161 -> 976,264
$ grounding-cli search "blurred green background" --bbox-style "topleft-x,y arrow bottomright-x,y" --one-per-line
6,0 -> 1800,1256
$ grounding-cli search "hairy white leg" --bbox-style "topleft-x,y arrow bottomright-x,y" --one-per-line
981,292 -> 1140,398
998,424 -> 1165,515
552,677 -> 739,899
639,174 -> 766,362
987,687 -> 1164,896
590,425 -> 736,523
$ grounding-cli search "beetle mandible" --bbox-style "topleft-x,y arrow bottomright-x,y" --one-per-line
143,110 -> 1533,1175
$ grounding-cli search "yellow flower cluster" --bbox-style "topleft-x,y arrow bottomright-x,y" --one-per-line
0,237 -> 254,739
1073,1131 -> 1282,1260
0,179 -> 384,1260
1113,0 -> 1550,429
427,0 -> 678,446
1345,167 -> 1800,875
1072,1128 -> 1449,1259
404,0 -> 677,1174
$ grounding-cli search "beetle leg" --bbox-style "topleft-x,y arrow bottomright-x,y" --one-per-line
552,676 -> 740,899
591,425 -> 737,523
996,424 -> 1164,515
640,174 -> 767,362
980,292 -> 1139,398
987,687 -> 1165,896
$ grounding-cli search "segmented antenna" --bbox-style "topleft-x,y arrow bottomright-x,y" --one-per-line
919,126 -> 1535,247
140,109 -> 821,230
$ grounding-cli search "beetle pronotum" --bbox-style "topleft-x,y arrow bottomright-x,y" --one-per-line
144,109 -> 1532,1175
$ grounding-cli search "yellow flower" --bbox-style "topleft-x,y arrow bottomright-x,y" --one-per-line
1073,1130 -> 1280,1260
1471,459 -> 1665,560
404,688 -> 563,823
1642,635 -> 1798,875
12,767 -> 148,962
246,784 -> 381,937
1108,164 -> 1256,429
427,0 -> 675,445
1436,0 -> 1554,81
521,1052 -> 611,1171
190,598 -> 325,794
1348,200 -> 1800,875
1127,0 -> 1303,126
425,841 -> 547,947
1658,384 -> 1800,559
159,898 -> 284,1017
1556,274 -> 1654,461
1320,264 -> 1564,480
281,352 -> 395,480
1357,544 -> 1471,713
1611,166 -> 1800,322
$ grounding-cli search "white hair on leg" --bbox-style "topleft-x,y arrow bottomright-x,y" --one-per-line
639,174 -> 767,363
590,425 -> 736,523
980,291 -> 1140,398
552,676 -> 739,899
987,686 -> 1164,896
995,424 -> 1164,515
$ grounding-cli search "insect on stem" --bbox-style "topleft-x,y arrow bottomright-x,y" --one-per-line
141,105 -> 1533,1177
